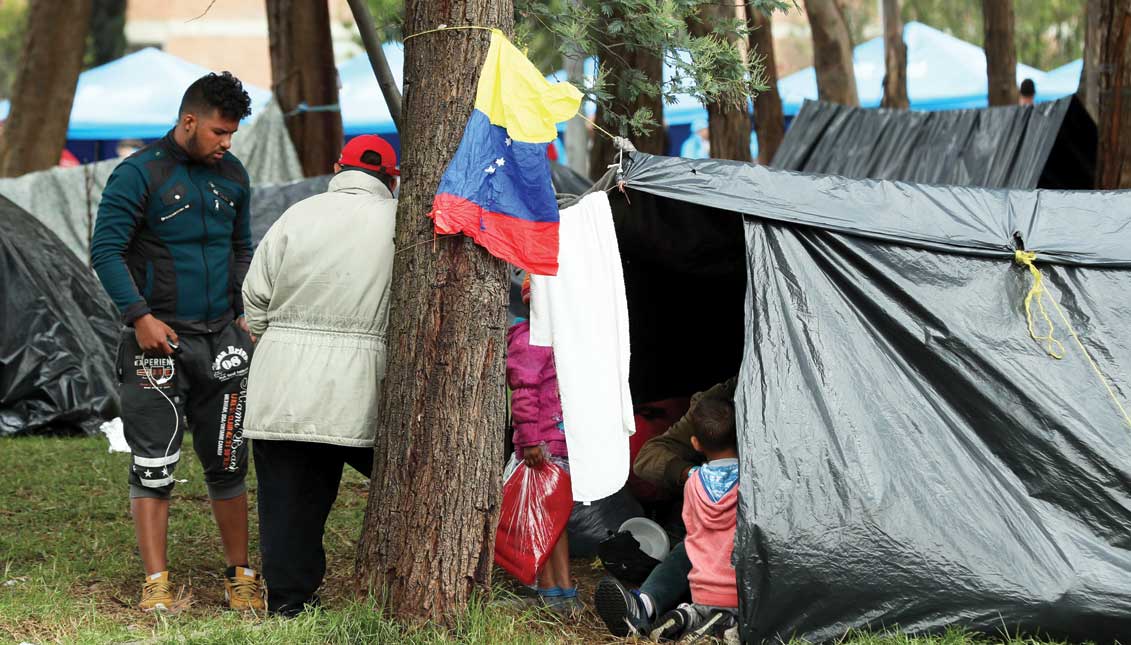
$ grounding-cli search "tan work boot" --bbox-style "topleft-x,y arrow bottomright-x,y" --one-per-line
139,571 -> 174,612
225,566 -> 266,611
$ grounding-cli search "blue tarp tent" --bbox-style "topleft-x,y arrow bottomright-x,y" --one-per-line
1040,59 -> 1083,100
777,22 -> 1060,113
0,47 -> 271,140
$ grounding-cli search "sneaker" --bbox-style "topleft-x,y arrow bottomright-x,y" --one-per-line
542,588 -> 584,616
681,608 -> 738,643
650,605 -> 693,641
224,566 -> 266,611
139,571 -> 174,612
594,576 -> 651,637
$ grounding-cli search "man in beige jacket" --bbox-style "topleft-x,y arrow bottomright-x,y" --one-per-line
241,135 -> 397,616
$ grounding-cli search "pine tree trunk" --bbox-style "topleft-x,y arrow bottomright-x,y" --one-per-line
267,0 -> 343,177
1095,0 -> 1131,189
749,8 -> 785,164
1082,0 -> 1102,121
353,0 -> 512,624
589,6 -> 665,180
804,0 -> 859,106
881,0 -> 909,109
690,2 -> 752,162
0,0 -> 92,177
982,0 -> 1017,106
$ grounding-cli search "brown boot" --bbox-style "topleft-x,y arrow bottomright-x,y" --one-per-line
139,571 -> 174,612
224,566 -> 267,611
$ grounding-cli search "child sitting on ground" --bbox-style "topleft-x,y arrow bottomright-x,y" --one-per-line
651,397 -> 740,642
506,275 -> 578,613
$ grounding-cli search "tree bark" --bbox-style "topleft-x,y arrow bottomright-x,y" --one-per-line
982,0 -> 1018,106
267,0 -> 343,177
749,8 -> 784,164
804,0 -> 858,106
353,0 -> 512,624
1095,0 -> 1131,189
1082,0 -> 1102,121
881,0 -> 909,109
690,2 -> 752,162
0,0 -> 92,177
589,6 -> 665,180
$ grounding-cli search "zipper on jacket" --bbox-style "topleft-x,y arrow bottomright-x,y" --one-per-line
193,167 -> 212,323
160,203 -> 191,222
209,181 -> 236,209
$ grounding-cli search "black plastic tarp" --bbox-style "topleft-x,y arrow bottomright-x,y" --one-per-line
619,153 -> 1131,642
772,96 -> 1097,190
0,195 -> 119,436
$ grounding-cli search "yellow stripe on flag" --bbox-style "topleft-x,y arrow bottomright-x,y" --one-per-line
474,30 -> 583,144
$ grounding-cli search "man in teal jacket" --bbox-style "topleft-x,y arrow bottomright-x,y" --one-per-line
91,71 -> 264,612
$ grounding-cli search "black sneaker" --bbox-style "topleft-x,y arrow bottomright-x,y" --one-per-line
682,608 -> 738,643
594,576 -> 651,637
650,605 -> 693,641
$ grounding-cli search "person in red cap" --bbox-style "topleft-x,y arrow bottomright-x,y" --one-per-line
240,134 -> 399,616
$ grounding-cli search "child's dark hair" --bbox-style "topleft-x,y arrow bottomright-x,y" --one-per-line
179,72 -> 252,121
689,398 -> 737,453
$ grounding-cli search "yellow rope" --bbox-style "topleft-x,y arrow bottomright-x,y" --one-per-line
575,112 -> 618,141
1014,250 -> 1131,429
402,25 -> 498,42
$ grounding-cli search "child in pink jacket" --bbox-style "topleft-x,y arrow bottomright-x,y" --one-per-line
652,397 -> 740,640
506,275 -> 576,612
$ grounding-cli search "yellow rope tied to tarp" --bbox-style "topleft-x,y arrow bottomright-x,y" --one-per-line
1014,250 -> 1131,429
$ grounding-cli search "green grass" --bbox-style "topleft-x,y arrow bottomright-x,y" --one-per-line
0,436 -> 1080,644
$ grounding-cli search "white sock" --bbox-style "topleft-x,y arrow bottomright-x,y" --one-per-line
638,591 -> 656,619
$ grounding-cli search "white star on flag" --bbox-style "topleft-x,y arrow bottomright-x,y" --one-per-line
504,137 -> 512,147
495,158 -> 506,167
485,166 -> 496,174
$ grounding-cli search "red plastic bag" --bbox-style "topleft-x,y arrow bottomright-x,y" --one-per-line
494,459 -> 573,585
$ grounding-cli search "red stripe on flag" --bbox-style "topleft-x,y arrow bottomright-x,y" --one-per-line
432,193 -> 559,276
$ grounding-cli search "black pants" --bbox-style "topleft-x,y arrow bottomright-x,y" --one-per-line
254,439 -> 373,615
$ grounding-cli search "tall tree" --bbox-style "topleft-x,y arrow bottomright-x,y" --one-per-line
1081,0 -> 1101,121
86,0 -> 126,67
982,0 -> 1017,106
1095,0 -> 1131,189
882,0 -> 909,108
267,0 -> 343,177
353,0 -> 512,623
805,0 -> 859,106
749,7 -> 784,163
0,0 -> 92,177
589,11 -> 666,180
689,2 -> 752,161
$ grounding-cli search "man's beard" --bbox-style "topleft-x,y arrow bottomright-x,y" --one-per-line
186,131 -> 218,165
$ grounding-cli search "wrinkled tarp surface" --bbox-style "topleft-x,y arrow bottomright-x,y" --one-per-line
620,153 -> 1131,642
772,96 -> 1096,190
1,196 -> 119,436
0,99 -> 303,260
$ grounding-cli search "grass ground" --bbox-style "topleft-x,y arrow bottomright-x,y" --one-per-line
0,436 -> 1076,644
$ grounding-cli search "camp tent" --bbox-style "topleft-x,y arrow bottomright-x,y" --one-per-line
777,22 -> 1062,114
339,43 -> 404,141
0,196 -> 119,437
597,152 -> 1131,642
0,47 -> 273,137
771,95 -> 1097,189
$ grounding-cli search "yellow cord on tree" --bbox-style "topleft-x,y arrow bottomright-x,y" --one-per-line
1014,250 -> 1131,430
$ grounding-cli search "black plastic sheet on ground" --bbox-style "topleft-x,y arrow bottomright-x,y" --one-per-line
772,96 -> 1097,190
0,195 -> 119,436
619,153 -> 1131,642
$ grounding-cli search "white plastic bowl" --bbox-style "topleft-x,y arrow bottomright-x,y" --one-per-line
618,517 -> 671,560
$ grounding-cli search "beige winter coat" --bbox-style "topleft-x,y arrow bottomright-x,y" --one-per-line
242,171 -> 396,447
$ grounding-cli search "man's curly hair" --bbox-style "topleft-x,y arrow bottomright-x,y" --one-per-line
179,71 -> 252,121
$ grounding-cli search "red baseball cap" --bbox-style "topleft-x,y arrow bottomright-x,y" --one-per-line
338,134 -> 399,176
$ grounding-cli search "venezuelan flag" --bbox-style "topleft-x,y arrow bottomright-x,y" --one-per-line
430,30 -> 583,276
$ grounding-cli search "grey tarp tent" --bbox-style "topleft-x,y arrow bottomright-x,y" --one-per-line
771,96 -> 1097,190
614,152 -> 1131,642
0,196 -> 119,436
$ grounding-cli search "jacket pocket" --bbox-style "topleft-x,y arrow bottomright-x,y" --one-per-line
159,202 -> 191,222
